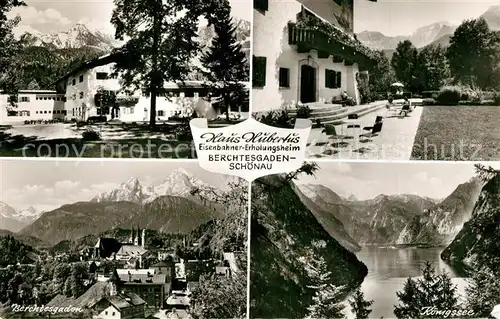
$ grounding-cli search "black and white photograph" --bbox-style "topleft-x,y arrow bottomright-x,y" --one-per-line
0,0 -> 250,158
0,159 -> 248,318
252,0 -> 500,161
250,161 -> 500,318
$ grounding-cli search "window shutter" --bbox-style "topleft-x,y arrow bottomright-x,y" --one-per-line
336,72 -> 342,88
253,56 -> 267,88
254,0 -> 268,11
325,70 -> 330,88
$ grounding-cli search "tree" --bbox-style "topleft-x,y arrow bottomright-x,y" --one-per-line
305,255 -> 346,319
349,288 -> 373,319
447,18 -> 500,89
369,50 -> 396,94
413,45 -> 450,92
466,268 -> 500,317
27,80 -> 40,90
0,0 -> 25,103
190,272 -> 247,319
391,40 -> 418,89
111,0 -> 228,129
201,5 -> 249,121
394,262 -> 458,319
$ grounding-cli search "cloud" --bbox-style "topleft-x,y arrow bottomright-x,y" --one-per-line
2,181 -> 119,212
9,6 -> 71,26
412,171 -> 442,186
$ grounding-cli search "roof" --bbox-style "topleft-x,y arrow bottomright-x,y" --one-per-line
117,244 -> 148,256
118,273 -> 167,285
46,281 -> 109,308
52,53 -> 120,86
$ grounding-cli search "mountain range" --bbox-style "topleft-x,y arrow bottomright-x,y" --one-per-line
357,5 -> 500,52
17,19 -> 251,59
6,169 -> 232,246
0,202 -> 40,232
297,177 -> 482,247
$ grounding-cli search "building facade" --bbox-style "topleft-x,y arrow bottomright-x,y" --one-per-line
252,0 -> 377,112
0,90 -> 66,124
0,54 -> 250,125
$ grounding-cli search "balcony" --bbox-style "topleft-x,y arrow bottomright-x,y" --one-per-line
288,22 -> 376,69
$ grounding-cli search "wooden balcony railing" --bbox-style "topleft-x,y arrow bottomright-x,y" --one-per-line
288,23 -> 376,69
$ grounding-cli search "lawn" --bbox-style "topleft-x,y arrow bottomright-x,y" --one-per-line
411,105 -> 500,161
0,123 -> 196,158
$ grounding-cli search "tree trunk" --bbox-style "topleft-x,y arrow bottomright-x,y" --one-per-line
150,8 -> 161,130
224,94 -> 230,122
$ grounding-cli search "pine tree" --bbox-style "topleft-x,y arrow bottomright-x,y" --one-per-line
394,262 -> 459,319
349,288 -> 373,319
394,277 -> 421,319
306,255 -> 346,319
466,268 -> 500,318
201,4 -> 249,121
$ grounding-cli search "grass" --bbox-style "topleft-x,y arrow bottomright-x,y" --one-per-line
411,105 -> 500,161
0,124 -> 196,158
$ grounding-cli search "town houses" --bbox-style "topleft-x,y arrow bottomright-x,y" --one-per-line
0,53 -> 250,125
252,0 -> 377,112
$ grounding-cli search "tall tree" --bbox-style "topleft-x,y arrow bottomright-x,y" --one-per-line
306,255 -> 346,319
201,6 -> 249,121
413,45 -> 450,92
391,40 -> 418,89
111,0 -> 228,129
349,288 -> 373,319
466,268 -> 500,318
369,50 -> 396,94
447,18 -> 500,89
394,262 -> 458,319
0,0 -> 26,102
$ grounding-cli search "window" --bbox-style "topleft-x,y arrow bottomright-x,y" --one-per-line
325,69 -> 336,88
252,56 -> 267,87
63,110 -> 67,115
105,311 -> 108,315
72,79 -> 76,86
130,107 -> 134,114
79,75 -> 84,83
254,0 -> 268,12
20,96 -> 30,103
279,68 -> 290,88
325,70 -> 342,88
44,110 -> 47,114
112,312 -> 115,316
79,92 -> 84,99
96,72 -> 108,80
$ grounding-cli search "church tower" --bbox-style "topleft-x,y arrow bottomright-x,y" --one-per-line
129,228 -> 135,244
141,229 -> 146,248
134,226 -> 140,246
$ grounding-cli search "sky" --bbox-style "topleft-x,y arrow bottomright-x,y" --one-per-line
0,159 -> 239,212
354,0 -> 499,36
297,161 -> 500,200
8,0 -> 251,36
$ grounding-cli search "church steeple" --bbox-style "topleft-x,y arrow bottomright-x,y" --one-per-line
134,226 -> 140,246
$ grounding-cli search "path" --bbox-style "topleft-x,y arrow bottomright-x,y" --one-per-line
306,102 -> 424,160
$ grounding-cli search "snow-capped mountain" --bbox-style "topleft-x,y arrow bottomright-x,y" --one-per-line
19,24 -> 119,52
0,202 -> 40,232
91,168 -> 221,205
357,5 -> 500,50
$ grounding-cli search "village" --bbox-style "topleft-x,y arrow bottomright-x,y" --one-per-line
0,227 -> 241,319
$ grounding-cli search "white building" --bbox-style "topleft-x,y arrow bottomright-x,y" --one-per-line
0,54 -> 250,125
252,0 -> 377,112
0,90 -> 66,124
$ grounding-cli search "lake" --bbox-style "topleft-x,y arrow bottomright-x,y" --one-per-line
345,246 -> 469,319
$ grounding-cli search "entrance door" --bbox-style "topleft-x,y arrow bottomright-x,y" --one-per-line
300,65 -> 316,103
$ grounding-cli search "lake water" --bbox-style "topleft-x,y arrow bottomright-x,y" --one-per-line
345,246 -> 469,319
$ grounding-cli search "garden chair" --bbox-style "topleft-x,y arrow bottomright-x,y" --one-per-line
399,104 -> 411,117
360,121 -> 383,138
322,124 -> 352,140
